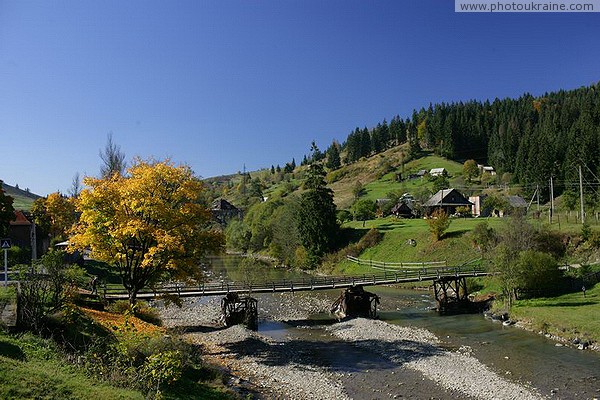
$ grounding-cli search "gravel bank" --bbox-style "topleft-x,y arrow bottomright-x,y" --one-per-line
327,318 -> 544,400
158,294 -> 547,400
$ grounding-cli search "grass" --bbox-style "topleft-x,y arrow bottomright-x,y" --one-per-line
335,216 -> 503,275
0,307 -> 237,400
510,283 -> 600,344
0,332 -> 143,399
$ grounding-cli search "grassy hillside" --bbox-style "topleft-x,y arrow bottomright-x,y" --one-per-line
336,216 -> 504,275
1,182 -> 41,211
360,154 -> 466,204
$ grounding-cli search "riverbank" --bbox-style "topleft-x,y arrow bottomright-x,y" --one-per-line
157,293 -> 546,399
485,282 -> 600,353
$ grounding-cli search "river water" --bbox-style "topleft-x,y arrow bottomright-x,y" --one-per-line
207,255 -> 600,399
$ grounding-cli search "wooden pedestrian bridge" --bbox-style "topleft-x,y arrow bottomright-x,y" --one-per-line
103,260 -> 489,302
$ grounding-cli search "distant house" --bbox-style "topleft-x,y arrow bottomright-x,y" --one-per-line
478,164 -> 496,176
391,201 -> 415,218
506,195 -> 528,214
469,194 -> 528,217
469,195 -> 490,217
423,188 -> 473,216
211,198 -> 242,224
429,168 -> 447,177
7,210 -> 49,260
406,169 -> 428,180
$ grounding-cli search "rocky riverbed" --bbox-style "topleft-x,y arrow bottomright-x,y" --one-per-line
157,292 -> 550,400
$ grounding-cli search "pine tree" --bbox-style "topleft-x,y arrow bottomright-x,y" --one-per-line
326,141 -> 341,170
297,163 -> 339,267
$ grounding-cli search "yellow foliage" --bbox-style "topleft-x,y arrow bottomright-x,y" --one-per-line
44,192 -> 77,238
70,159 -> 224,302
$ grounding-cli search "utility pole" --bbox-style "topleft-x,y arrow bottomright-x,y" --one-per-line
579,165 -> 585,224
536,184 -> 540,211
549,176 -> 554,224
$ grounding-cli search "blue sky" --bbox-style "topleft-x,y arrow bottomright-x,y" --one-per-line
1,1 -> 598,195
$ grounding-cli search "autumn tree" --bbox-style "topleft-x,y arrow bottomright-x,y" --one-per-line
463,159 -> 479,183
427,209 -> 450,241
70,159 -> 224,304
0,181 -> 15,237
45,192 -> 77,240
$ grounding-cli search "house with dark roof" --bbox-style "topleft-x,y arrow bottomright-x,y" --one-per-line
423,189 -> 473,216
211,198 -> 242,224
7,210 -> 49,261
391,201 -> 415,218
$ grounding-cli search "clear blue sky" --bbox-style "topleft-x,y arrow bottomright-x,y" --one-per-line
1,1 -> 598,195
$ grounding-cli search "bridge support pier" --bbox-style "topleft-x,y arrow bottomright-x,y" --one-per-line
433,276 -> 470,314
330,285 -> 380,320
220,293 -> 258,330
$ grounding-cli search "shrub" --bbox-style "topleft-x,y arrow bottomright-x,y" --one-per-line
107,301 -> 162,326
516,250 -> 561,298
359,228 -> 382,249
471,221 -> 497,253
427,209 -> 450,241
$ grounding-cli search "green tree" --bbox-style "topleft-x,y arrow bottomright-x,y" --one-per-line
0,181 -> 15,237
297,163 -> 339,267
326,141 -> 341,170
225,219 -> 252,253
427,209 -> 450,241
352,199 -> 377,224
463,159 -> 479,183
269,198 -> 301,265
515,250 -> 561,297
431,175 -> 450,193
483,195 -> 510,216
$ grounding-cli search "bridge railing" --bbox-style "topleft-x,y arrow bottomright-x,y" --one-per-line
346,256 -> 447,270
102,265 -> 489,298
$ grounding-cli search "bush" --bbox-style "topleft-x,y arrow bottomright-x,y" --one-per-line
359,228 -> 382,248
107,301 -> 162,326
427,209 -> 450,241
471,221 -> 497,253
516,250 -> 561,298
339,228 -> 382,258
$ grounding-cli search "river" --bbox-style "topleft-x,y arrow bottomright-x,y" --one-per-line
200,255 -> 600,399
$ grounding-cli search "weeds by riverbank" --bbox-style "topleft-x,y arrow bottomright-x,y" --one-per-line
510,283 -> 600,346
0,301 -> 239,400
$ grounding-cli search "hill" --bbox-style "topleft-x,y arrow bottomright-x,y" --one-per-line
1,181 -> 41,211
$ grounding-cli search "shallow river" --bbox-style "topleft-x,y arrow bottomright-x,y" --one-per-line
209,256 -> 600,399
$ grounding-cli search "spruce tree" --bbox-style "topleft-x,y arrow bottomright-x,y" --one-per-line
326,141 -> 341,170
297,163 -> 339,267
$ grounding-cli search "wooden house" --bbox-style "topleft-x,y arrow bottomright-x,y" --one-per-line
211,198 -> 242,224
423,189 -> 473,216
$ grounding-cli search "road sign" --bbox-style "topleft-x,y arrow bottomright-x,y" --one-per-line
0,239 -> 11,249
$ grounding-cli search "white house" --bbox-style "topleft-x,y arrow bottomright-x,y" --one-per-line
429,168 -> 447,177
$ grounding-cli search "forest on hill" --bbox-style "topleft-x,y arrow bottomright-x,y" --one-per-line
335,83 -> 599,203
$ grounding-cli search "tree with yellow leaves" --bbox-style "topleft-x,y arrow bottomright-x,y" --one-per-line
69,159 -> 224,304
31,192 -> 77,241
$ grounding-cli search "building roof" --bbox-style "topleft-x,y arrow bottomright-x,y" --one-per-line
429,168 -> 446,175
423,188 -> 473,207
211,198 -> 237,211
507,195 -> 527,208
10,210 -> 31,226
391,201 -> 414,213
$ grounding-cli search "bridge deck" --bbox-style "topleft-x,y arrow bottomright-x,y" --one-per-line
104,266 -> 489,300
